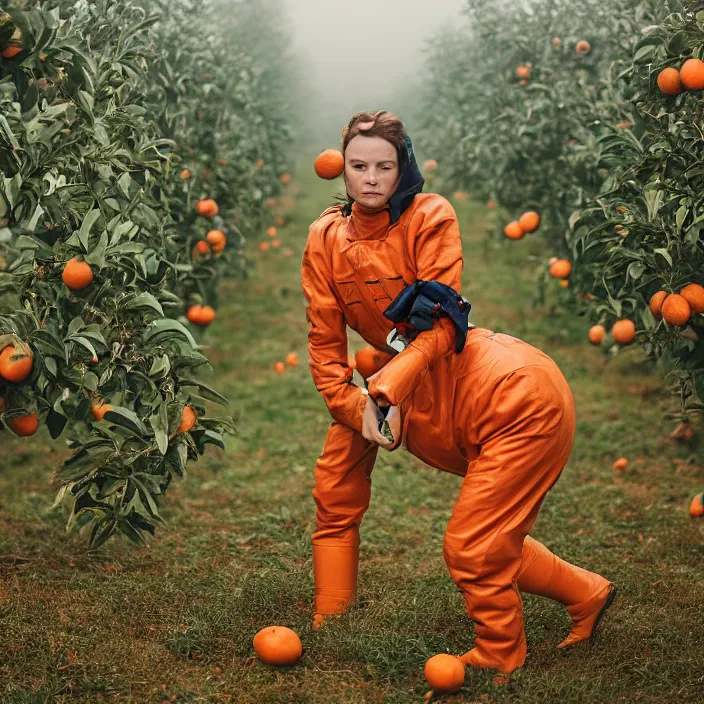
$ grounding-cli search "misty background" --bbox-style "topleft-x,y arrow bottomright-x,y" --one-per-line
280,0 -> 469,149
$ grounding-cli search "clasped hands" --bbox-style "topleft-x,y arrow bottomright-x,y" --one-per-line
361,377 -> 401,450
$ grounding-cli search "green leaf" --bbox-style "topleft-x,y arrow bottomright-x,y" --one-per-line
102,406 -> 149,437
124,292 -> 164,316
77,208 -> 101,252
149,404 -> 168,456
143,319 -> 199,349
178,378 -> 228,405
653,248 -> 673,267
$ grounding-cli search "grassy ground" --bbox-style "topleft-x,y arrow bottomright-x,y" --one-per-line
1,153 -> 703,703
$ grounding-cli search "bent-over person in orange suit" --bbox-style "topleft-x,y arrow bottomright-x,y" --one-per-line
301,110 -> 616,674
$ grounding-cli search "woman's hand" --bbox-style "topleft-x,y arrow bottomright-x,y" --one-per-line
361,391 -> 394,448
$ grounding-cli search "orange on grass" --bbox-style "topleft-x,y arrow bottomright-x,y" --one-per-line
271,239 -> 281,248
177,405 -> 197,433
576,40 -> 591,55
613,457 -> 628,471
196,199 -> 218,217
91,402 -> 111,421
679,58 -> 704,91
62,258 -> 94,290
280,172 -> 292,185
8,412 -> 38,436
423,654 -> 465,694
274,361 -> 285,374
314,149 -> 344,180
286,352 -> 299,367
179,168 -> 192,180
452,191 -> 469,201
487,200 -> 497,209
649,290 -> 668,320
267,226 -> 277,237
516,65 -> 531,79
0,345 -> 33,383
258,242 -> 270,253
423,159 -> 438,172
611,319 -> 636,344
264,197 -> 278,209
274,215 -> 286,226
519,211 -> 540,233
661,293 -> 691,326
206,229 -> 227,252
657,67 -> 682,96
588,325 -> 605,345
549,259 -> 571,279
504,221 -> 525,240
679,283 -> 704,314
689,493 -> 704,518
253,626 -> 302,666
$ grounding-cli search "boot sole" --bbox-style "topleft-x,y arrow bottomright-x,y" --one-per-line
588,583 -> 617,644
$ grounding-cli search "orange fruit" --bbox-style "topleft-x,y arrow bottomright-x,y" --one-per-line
519,211 -> 540,233
576,40 -> 591,55
8,412 -> 38,436
264,197 -> 278,209
280,172 -> 292,185
196,199 -> 218,217
423,159 -> 438,172
552,37 -> 561,48
90,355 -> 98,364
258,242 -> 270,253
504,221 -> 525,240
611,319 -> 636,344
186,305 -> 203,324
649,290 -> 668,320
314,149 -> 344,180
657,67 -> 682,96
519,79 -> 528,86
355,346 -> 389,380
661,294 -> 691,326
267,226 -> 277,237
253,626 -> 302,666
91,402 -> 111,421
679,283 -> 704,314
424,654 -> 465,694
487,200 -> 497,209
689,493 -> 704,518
558,280 -> 569,288
274,361 -> 285,374
286,352 -> 299,367
588,325 -> 605,345
679,58 -> 704,90
271,239 -> 281,248
0,345 -> 33,383
516,65 -> 531,79
1,29 -> 22,59
206,229 -> 227,252
180,168 -> 192,180
1,45 -> 22,59
62,258 -> 94,290
452,191 -> 469,201
549,259 -> 571,279
177,405 -> 197,433
255,158 -> 265,170
216,158 -> 227,166
194,240 -> 210,256
613,457 -> 628,470
199,305 -> 215,325
274,215 -> 286,226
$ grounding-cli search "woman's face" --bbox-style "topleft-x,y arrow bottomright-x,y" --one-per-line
344,135 -> 401,209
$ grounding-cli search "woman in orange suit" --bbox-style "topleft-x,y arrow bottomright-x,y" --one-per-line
300,110 -> 616,674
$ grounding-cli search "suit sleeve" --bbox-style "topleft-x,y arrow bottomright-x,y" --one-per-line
301,228 -> 367,433
367,209 -> 463,407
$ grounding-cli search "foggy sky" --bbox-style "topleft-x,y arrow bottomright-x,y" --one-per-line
282,0 -> 468,145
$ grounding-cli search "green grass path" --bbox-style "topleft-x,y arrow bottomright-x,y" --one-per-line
1,153 -> 702,703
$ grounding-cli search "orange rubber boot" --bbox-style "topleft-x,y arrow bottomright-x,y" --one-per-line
312,544 -> 359,630
516,536 -> 616,648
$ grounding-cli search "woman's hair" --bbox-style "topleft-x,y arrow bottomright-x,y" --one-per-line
334,111 -> 407,216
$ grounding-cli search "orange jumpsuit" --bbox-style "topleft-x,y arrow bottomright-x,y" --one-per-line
301,194 -> 613,673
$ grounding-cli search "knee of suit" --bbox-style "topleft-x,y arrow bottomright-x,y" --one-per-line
312,481 -> 371,534
442,532 -> 485,582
